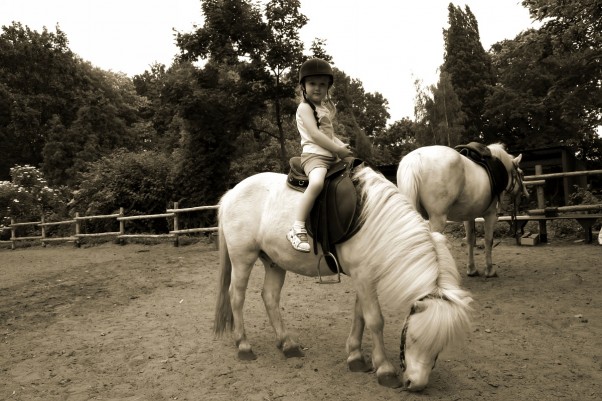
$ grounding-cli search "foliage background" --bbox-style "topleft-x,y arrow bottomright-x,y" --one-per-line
1,0 -> 600,229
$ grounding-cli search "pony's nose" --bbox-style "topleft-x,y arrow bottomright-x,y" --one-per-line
403,377 -> 428,392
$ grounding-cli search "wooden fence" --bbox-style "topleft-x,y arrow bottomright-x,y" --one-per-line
0,202 -> 218,250
476,166 -> 602,243
2,167 -> 601,249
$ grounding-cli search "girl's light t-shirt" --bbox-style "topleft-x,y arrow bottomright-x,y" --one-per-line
296,102 -> 335,157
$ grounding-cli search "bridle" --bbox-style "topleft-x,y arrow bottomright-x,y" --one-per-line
399,296 -> 439,372
505,164 -> 526,244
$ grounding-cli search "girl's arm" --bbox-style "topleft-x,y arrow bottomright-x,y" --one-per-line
298,103 -> 351,157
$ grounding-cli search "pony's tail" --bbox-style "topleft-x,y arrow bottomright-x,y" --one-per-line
396,152 -> 422,211
214,210 -> 234,337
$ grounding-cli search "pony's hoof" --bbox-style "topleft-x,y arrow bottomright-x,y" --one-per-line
467,270 -> 480,277
485,272 -> 498,278
237,349 -> 257,360
282,346 -> 305,358
348,358 -> 371,372
377,372 -> 401,388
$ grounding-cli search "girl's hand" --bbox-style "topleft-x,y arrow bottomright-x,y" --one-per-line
336,144 -> 353,158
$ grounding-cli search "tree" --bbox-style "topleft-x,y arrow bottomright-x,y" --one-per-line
0,23 -> 81,179
414,72 -> 466,147
1,22 -> 148,186
42,66 -> 144,186
442,4 -> 495,141
484,0 -> 601,162
522,0 -> 601,161
371,118 -> 419,165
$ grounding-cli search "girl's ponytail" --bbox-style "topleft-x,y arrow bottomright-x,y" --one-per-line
302,91 -> 321,128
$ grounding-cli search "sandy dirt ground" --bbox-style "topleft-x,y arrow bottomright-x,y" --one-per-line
1,235 -> 600,401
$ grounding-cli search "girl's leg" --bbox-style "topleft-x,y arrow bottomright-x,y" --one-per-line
295,167 -> 327,221
288,167 -> 327,252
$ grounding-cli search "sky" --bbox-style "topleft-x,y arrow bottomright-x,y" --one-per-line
1,0 -> 538,123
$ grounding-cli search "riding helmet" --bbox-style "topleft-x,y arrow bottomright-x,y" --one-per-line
298,58 -> 334,87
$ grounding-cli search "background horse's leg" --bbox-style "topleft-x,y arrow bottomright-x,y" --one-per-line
353,280 -> 400,388
482,215 -> 498,277
464,220 -> 479,276
260,260 -> 304,358
346,294 -> 371,372
230,258 -> 256,360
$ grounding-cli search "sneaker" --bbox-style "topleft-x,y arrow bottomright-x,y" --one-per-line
287,226 -> 310,252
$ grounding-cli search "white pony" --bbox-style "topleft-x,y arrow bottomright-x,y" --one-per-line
214,164 -> 472,391
397,144 -> 527,277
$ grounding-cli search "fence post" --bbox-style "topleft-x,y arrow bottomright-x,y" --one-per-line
535,164 -> 548,242
173,201 -> 180,247
74,212 -> 81,247
10,217 -> 16,250
118,207 -> 125,245
40,215 -> 46,247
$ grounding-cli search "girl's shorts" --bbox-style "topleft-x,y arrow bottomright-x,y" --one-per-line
300,153 -> 339,176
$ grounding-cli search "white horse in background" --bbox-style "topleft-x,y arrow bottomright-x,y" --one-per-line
397,143 -> 527,277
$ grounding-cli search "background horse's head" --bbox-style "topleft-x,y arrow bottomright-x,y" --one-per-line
488,143 -> 528,199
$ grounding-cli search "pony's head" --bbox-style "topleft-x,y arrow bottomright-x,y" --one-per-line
488,143 -> 528,199
398,232 -> 473,392
399,293 -> 472,391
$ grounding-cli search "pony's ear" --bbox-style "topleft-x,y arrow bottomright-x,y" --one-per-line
513,154 -> 523,165
412,300 -> 428,314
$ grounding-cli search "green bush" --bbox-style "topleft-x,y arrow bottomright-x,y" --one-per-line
71,150 -> 174,234
0,165 -> 69,238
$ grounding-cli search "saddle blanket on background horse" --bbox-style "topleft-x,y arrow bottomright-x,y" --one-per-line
287,157 -> 364,273
455,142 -> 508,199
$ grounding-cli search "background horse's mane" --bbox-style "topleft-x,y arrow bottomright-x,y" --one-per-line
488,143 -> 516,171
353,166 -> 472,352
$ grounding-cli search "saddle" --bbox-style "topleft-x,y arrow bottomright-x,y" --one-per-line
287,156 -> 364,275
455,142 -> 509,199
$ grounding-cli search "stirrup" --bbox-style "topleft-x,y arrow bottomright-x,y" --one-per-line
316,252 -> 341,284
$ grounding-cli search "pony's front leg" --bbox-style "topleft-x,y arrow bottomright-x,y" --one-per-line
346,294 -> 371,372
353,281 -> 400,388
261,261 -> 304,358
464,220 -> 479,276
483,215 -> 498,277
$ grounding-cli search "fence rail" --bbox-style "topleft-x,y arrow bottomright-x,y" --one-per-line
488,166 -> 602,243
0,201 -> 218,250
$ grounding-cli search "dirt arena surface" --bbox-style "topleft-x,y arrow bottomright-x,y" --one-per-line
1,236 -> 600,401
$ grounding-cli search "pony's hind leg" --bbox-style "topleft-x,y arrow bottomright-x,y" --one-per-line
482,214 -> 498,278
346,294 -> 371,372
464,220 -> 479,276
260,258 -> 304,358
230,256 -> 258,360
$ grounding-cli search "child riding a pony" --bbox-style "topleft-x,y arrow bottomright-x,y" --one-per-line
287,58 -> 353,252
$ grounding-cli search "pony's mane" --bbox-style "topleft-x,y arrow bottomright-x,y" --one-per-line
488,143 -> 515,171
353,165 -> 472,352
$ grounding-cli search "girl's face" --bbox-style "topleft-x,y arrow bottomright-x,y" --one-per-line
303,75 -> 330,104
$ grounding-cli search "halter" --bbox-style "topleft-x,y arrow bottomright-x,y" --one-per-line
399,294 -> 440,372
505,164 -> 525,196
505,164 -> 525,244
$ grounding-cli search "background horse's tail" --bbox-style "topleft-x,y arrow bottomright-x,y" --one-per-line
213,209 -> 234,337
430,231 -> 473,310
396,152 -> 422,212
